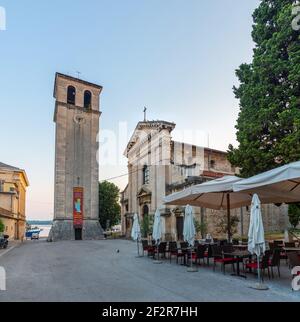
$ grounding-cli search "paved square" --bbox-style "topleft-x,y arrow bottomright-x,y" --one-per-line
0,239 -> 299,302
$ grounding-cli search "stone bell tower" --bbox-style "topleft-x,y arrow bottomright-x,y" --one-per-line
49,73 -> 104,241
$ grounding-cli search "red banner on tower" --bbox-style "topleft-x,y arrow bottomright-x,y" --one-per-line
73,187 -> 83,228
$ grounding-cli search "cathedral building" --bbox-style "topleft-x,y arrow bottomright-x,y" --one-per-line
120,120 -> 287,240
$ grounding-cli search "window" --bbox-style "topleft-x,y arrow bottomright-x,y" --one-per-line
84,90 -> 92,108
67,86 -> 76,105
185,167 -> 195,177
210,160 -> 216,169
143,165 -> 150,185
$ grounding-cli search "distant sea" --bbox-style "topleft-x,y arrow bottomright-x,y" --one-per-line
28,224 -> 52,238
29,224 -> 52,238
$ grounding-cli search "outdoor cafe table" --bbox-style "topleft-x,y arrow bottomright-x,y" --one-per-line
183,243 -> 218,266
223,250 -> 251,278
283,247 -> 300,252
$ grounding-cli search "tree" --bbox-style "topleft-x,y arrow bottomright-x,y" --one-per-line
99,181 -> 121,230
26,221 -> 31,231
215,214 -> 240,239
228,0 -> 300,178
288,203 -> 300,228
194,218 -> 207,238
0,219 -> 4,233
141,214 -> 150,238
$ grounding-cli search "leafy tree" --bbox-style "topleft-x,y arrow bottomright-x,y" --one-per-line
141,214 -> 150,238
288,203 -> 300,228
228,0 -> 300,177
26,222 -> 31,231
194,219 -> 207,238
99,181 -> 121,230
0,219 -> 4,233
216,214 -> 240,239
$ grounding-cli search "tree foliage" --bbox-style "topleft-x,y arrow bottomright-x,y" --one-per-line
288,203 -> 300,228
99,181 -> 121,230
228,0 -> 300,177
194,218 -> 207,238
141,214 -> 150,238
215,214 -> 240,238
0,219 -> 4,233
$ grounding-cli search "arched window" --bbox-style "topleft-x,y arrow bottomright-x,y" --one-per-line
84,90 -> 92,109
143,165 -> 150,185
67,86 -> 76,105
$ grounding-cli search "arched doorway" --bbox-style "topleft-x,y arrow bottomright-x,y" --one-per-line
142,204 -> 149,218
176,216 -> 184,241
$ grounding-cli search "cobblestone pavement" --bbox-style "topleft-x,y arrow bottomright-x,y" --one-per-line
0,239 -> 299,302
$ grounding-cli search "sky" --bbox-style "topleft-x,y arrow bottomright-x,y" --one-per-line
0,0 -> 260,220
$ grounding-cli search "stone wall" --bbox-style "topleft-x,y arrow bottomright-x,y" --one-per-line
202,204 -> 288,239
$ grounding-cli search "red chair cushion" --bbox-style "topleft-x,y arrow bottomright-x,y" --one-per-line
246,262 -> 259,269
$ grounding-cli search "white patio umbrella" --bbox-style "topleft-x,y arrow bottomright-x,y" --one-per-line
233,161 -> 300,203
248,194 -> 268,290
131,213 -> 142,257
152,208 -> 162,263
183,205 -> 197,272
165,176 -> 251,241
183,205 -> 196,247
233,161 -> 300,242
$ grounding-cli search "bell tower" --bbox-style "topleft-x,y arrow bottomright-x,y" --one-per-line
49,73 -> 104,241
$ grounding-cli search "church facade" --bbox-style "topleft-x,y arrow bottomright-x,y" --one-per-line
121,120 -> 287,241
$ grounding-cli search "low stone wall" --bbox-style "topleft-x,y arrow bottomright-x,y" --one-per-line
202,204 -> 288,239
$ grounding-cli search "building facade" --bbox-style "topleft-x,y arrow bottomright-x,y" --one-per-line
121,120 -> 287,240
120,120 -> 237,240
0,162 -> 29,240
49,73 -> 104,241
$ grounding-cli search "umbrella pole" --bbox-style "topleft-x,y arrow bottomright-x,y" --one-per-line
153,242 -> 162,264
135,239 -> 143,258
187,245 -> 198,272
250,254 -> 269,290
257,256 -> 261,283
227,193 -> 231,242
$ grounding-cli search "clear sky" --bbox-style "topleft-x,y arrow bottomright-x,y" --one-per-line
0,0 -> 260,220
